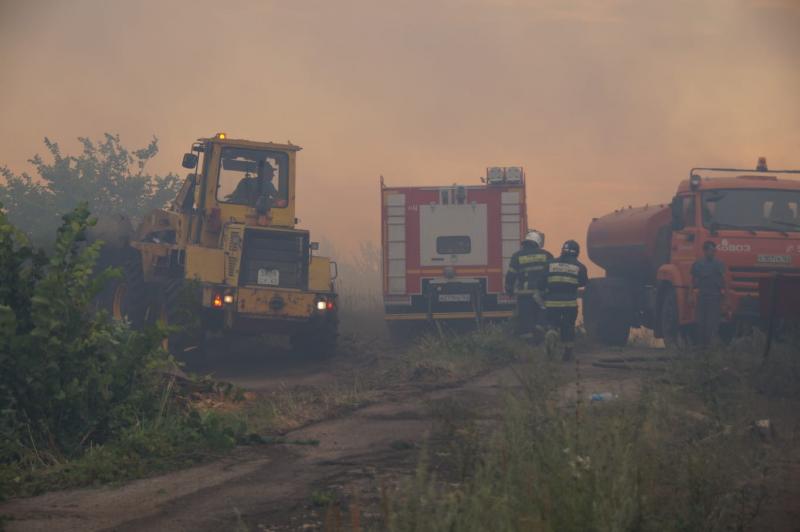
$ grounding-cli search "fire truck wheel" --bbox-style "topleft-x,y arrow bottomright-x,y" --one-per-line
661,288 -> 690,350
291,313 -> 339,358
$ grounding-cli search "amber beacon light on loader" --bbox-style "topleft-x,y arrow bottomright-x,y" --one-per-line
96,133 -> 339,355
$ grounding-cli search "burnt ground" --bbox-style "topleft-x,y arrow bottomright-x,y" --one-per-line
1,340 -> 798,532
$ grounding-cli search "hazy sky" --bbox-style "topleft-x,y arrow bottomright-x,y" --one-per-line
1,0 -> 799,263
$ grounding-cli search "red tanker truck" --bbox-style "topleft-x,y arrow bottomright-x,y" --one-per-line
584,159 -> 800,347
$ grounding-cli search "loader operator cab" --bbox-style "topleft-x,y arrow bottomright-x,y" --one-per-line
219,151 -> 288,213
180,133 -> 299,231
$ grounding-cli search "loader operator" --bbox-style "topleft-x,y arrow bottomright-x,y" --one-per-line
227,159 -> 279,213
541,240 -> 588,361
690,241 -> 727,347
505,230 -> 553,340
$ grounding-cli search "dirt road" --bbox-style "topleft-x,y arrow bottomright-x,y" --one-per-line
1,341 -> 651,532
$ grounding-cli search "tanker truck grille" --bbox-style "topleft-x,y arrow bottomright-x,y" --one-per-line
729,266 -> 800,295
239,229 -> 309,290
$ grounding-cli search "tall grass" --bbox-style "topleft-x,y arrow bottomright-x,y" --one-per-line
386,337 -> 798,531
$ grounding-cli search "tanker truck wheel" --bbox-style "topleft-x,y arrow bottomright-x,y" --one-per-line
660,288 -> 691,350
583,279 -> 631,346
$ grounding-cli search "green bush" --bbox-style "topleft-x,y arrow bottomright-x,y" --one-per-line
0,134 -> 181,244
0,204 -> 171,464
0,204 -> 256,500
1,410 -> 246,497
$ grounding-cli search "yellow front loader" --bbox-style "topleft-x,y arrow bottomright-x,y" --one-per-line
97,133 -> 338,354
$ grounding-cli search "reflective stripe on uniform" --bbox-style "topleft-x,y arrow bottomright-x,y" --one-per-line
545,300 -> 578,308
548,275 -> 578,285
518,254 -> 548,264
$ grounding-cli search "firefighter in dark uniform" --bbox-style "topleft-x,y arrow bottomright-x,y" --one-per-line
541,240 -> 588,360
505,230 -> 553,340
690,240 -> 726,347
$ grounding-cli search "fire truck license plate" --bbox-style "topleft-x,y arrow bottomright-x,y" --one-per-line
757,255 -> 792,265
439,294 -> 470,303
257,268 -> 280,286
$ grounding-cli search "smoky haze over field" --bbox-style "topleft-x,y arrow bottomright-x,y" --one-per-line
1,0 -> 799,264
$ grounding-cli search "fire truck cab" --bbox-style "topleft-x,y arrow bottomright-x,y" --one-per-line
380,167 -> 528,328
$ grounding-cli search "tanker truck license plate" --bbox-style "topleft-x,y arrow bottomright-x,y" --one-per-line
439,294 -> 470,302
257,268 -> 280,286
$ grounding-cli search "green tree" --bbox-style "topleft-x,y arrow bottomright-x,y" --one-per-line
0,134 -> 181,243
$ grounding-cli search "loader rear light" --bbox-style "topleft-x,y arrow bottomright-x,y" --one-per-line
316,298 -> 335,311
212,294 -> 224,308
216,132 -> 227,139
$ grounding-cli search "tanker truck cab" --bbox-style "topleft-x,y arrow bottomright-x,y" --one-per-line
584,159 -> 800,348
665,163 -> 800,329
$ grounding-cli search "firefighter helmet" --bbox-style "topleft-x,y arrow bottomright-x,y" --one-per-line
523,230 -> 544,248
562,240 -> 580,257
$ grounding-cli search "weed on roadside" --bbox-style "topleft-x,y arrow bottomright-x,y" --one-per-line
0,408 -> 250,498
403,325 -> 527,383
386,337 -> 797,531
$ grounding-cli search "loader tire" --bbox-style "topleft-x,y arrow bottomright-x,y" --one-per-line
145,279 -> 205,356
94,246 -> 147,328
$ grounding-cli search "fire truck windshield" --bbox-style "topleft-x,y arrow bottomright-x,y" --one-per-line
701,189 -> 800,232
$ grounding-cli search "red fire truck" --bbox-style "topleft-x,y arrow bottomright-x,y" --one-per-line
380,167 -> 528,328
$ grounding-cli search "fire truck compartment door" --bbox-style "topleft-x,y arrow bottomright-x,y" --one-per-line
420,204 -> 488,266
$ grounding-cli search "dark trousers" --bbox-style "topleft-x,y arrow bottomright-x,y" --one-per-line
696,295 -> 722,347
547,306 -> 578,345
516,295 -> 543,336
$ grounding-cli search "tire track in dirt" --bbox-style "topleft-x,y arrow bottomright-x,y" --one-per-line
1,347 -> 658,531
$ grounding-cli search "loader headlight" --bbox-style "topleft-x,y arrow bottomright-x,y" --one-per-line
223,294 -> 235,305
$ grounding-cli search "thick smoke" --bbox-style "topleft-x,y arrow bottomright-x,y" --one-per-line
1,0 -> 798,264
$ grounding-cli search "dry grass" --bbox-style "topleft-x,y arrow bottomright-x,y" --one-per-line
242,377 -> 379,435
385,336 -> 800,531
240,326 -> 529,438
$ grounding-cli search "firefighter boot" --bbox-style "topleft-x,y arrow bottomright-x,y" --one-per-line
545,329 -> 559,360
562,343 -> 574,362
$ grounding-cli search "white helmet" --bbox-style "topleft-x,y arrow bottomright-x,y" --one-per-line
523,230 -> 544,248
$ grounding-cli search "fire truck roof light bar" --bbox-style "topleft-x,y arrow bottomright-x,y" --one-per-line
689,167 -> 800,178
